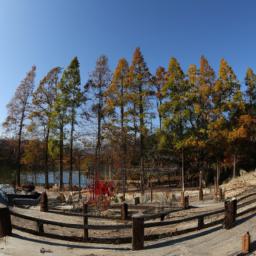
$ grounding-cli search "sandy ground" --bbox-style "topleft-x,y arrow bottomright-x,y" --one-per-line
1,210 -> 256,256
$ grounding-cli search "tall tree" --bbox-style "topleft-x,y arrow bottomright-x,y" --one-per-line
244,68 -> 256,146
105,58 -> 129,197
160,57 -> 188,191
52,73 -> 70,190
128,48 -> 151,192
245,68 -> 256,114
3,66 -> 36,186
154,66 -> 166,130
210,59 -> 243,181
87,55 -> 111,197
60,57 -> 83,189
186,57 -> 215,174
30,67 -> 61,188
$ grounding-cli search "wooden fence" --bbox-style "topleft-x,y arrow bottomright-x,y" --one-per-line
8,191 -> 256,250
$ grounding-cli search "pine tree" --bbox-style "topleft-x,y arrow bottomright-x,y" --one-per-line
52,73 -> 70,190
87,55 -> 111,197
161,57 -> 188,191
105,58 -> 129,197
128,48 -> 151,192
210,59 -> 244,181
31,67 -> 61,188
245,68 -> 256,113
154,66 -> 166,130
3,66 -> 36,186
60,57 -> 83,189
186,57 -> 215,174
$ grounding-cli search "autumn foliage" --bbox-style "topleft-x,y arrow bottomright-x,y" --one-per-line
2,49 -> 256,189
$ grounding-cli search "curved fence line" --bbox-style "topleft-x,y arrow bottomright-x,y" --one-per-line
9,192 -> 256,249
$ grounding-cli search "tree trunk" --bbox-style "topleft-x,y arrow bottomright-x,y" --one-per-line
233,154 -> 236,179
59,122 -> 64,191
44,126 -> 50,189
121,82 -> 126,198
78,154 -> 81,199
199,170 -> 202,188
181,148 -> 185,192
94,86 -> 102,199
158,99 -> 162,131
17,131 -> 22,187
216,161 -> 220,191
17,112 -> 25,187
133,103 -> 137,144
69,113 -> 75,190
139,84 -> 145,193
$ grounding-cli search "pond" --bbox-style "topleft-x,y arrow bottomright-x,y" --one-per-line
0,169 -> 90,186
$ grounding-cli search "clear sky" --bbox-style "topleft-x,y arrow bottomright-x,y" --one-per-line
0,0 -> 256,126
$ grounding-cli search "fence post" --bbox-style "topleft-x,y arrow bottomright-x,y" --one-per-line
199,171 -> 203,201
40,192 -> 48,212
214,177 -> 217,199
0,207 -> 12,238
197,216 -> 204,230
182,195 -> 189,209
83,203 -> 88,241
181,191 -> 185,208
242,232 -> 250,254
224,198 -> 237,229
199,188 -> 203,201
181,192 -> 190,209
134,197 -> 140,205
232,198 -> 237,223
218,188 -> 223,201
121,203 -> 128,220
37,220 -> 44,235
132,214 -> 144,250
150,182 -> 153,202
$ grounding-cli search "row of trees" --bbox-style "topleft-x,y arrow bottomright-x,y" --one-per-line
3,48 -> 256,193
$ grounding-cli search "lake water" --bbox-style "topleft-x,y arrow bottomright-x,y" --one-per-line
0,169 -> 90,186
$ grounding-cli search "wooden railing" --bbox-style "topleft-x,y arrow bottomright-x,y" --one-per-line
9,191 -> 256,250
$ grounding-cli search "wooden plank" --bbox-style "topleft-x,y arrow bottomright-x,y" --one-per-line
237,197 -> 256,209
237,192 -> 256,202
144,209 -> 224,228
11,210 -> 132,230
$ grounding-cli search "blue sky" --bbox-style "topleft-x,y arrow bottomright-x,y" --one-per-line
0,0 -> 256,126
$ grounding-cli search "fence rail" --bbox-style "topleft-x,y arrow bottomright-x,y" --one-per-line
8,191 -> 256,250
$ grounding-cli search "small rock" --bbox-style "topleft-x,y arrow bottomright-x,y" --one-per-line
40,248 -> 52,254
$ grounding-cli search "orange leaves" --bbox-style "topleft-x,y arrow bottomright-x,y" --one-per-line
187,64 -> 197,85
239,114 -> 254,126
199,84 -> 210,97
194,103 -> 201,114
228,127 -> 247,140
219,58 -> 237,81
213,80 -> 222,93
167,57 -> 184,83
227,115 -> 256,142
